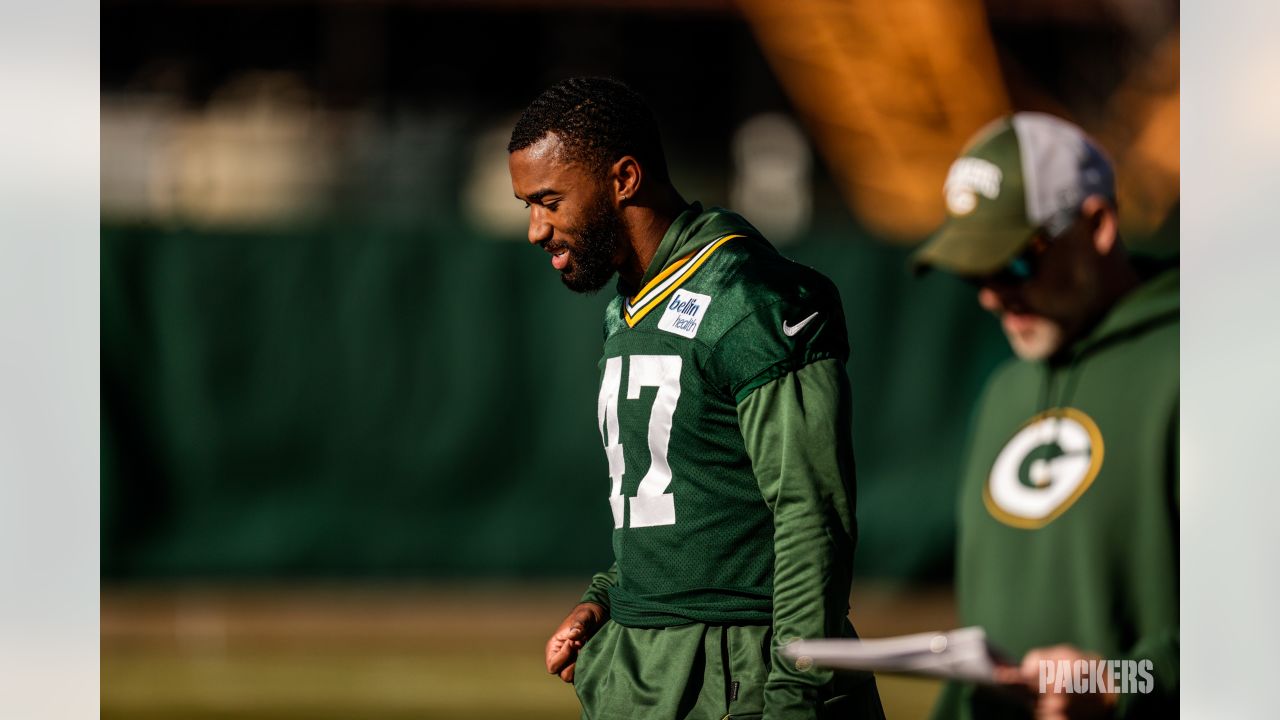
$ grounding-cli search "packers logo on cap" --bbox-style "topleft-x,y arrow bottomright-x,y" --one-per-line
984,408 -> 1104,529
944,157 -> 1002,217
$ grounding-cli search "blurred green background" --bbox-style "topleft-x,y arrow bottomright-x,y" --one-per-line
101,218 -> 1013,582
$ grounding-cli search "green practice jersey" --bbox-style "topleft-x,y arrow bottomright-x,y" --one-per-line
591,203 -> 850,628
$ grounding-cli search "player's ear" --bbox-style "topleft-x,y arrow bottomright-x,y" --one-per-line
1082,194 -> 1118,256
611,156 -> 642,206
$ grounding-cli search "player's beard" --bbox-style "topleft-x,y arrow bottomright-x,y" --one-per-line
559,194 -> 624,295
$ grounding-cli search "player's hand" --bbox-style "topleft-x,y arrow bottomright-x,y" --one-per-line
995,644 -> 1118,720
545,602 -> 606,683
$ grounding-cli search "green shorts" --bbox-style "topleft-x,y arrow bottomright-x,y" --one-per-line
573,621 -> 883,719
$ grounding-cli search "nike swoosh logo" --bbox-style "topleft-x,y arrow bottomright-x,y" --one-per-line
782,311 -> 820,337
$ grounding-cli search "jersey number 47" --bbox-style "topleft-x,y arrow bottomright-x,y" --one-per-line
597,355 -> 683,529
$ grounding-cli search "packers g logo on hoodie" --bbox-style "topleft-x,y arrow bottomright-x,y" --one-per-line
985,408 -> 1105,529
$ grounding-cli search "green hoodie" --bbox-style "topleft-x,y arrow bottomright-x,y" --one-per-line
934,267 -> 1179,719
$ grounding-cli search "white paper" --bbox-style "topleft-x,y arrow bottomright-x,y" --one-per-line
781,626 -> 1006,684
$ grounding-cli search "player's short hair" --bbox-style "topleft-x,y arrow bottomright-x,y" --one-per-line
508,77 -> 671,181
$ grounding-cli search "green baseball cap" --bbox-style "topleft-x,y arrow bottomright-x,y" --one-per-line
912,112 -> 1115,277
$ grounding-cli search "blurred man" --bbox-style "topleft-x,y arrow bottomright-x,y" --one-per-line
913,113 -> 1178,719
507,77 -> 883,719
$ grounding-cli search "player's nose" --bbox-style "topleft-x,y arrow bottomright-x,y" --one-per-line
527,208 -> 552,247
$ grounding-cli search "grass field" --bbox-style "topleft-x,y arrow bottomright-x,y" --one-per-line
103,583 -> 955,719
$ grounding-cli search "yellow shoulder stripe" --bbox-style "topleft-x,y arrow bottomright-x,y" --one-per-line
622,234 -> 741,328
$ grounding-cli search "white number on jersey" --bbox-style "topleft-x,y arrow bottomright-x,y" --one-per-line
596,355 -> 683,529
